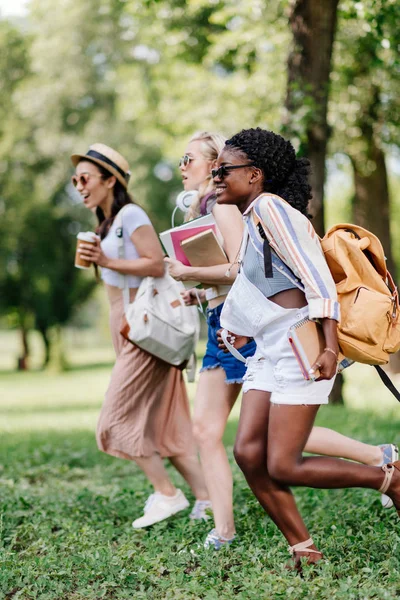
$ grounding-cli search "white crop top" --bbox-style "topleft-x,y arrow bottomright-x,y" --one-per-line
100,204 -> 152,288
205,285 -> 232,301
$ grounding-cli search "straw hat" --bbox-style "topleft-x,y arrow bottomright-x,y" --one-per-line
71,143 -> 131,188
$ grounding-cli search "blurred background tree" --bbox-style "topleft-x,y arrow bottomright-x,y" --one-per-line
1,0 -> 399,384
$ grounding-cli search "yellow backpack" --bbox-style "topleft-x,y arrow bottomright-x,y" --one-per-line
321,224 -> 400,365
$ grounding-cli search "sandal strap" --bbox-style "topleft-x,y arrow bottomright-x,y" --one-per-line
379,464 -> 395,494
288,537 -> 321,555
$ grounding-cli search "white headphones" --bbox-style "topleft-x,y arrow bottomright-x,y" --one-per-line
175,190 -> 199,212
171,189 -> 199,227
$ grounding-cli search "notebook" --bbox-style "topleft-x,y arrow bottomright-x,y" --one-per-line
160,213 -> 223,289
288,317 -> 352,381
180,229 -> 227,267
159,213 -> 218,266
288,318 -> 325,380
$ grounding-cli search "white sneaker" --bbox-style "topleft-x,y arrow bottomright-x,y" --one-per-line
189,499 -> 212,520
132,489 -> 189,529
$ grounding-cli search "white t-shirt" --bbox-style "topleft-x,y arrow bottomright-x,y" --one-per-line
100,204 -> 152,288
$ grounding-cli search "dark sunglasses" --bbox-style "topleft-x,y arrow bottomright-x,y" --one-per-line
211,164 -> 255,179
179,154 -> 194,167
71,172 -> 101,187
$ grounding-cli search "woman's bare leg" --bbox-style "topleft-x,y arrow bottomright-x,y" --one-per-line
169,454 -> 209,500
234,391 -> 312,547
267,406 -> 386,490
234,392 -> 396,554
134,455 -> 176,496
193,368 -> 241,538
306,427 -> 383,466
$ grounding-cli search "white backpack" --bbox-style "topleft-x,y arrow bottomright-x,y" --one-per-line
115,206 -> 200,366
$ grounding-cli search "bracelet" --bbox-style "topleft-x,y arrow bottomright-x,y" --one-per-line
324,347 -> 338,358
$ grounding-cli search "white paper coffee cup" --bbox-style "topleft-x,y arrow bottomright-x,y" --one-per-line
75,231 -> 98,269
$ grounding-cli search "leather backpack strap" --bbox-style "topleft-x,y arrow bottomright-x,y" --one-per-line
256,221 -> 273,278
374,365 -> 400,403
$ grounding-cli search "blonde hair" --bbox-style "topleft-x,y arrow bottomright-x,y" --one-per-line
185,131 -> 226,221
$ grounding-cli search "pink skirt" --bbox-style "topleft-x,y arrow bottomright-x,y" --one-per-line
96,290 -> 196,460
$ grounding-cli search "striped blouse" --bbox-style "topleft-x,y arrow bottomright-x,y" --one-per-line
243,194 -> 340,323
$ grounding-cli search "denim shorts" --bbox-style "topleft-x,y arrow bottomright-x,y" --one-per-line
200,302 -> 257,384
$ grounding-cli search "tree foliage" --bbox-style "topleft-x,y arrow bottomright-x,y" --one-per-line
1,0 -> 400,370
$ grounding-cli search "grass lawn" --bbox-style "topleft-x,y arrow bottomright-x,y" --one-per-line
1,331 -> 400,599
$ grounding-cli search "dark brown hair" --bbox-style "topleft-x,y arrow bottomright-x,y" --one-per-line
78,159 -> 135,240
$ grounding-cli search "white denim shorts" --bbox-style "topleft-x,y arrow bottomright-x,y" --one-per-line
242,305 -> 335,405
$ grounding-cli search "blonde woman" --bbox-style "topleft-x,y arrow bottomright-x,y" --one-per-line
71,144 -> 209,529
165,132 -> 398,549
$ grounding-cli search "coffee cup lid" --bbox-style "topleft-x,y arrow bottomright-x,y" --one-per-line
77,231 -> 97,242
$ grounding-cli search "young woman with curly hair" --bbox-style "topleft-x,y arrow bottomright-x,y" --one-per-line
214,127 -> 400,567
166,131 -> 397,551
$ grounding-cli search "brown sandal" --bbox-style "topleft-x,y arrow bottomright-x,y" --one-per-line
379,460 -> 400,515
288,537 -> 323,572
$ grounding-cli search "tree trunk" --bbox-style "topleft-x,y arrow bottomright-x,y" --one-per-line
352,146 -> 400,374
328,372 -> 343,405
285,0 -> 343,403
38,325 -> 51,369
350,88 -> 396,279
18,323 -> 30,371
285,0 -> 339,236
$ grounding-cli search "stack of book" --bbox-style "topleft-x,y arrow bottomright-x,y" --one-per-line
159,214 -> 227,288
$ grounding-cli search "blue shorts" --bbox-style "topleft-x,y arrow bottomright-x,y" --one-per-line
200,302 -> 257,384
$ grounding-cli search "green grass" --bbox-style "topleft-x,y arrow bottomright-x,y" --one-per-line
1,331 -> 400,598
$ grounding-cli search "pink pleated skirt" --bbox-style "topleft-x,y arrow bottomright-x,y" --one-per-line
96,287 -> 196,460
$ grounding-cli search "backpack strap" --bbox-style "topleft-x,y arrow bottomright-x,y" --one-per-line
246,211 -> 273,278
256,222 -> 273,278
374,365 -> 400,403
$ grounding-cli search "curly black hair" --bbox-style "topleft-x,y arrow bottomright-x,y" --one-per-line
225,127 -> 312,217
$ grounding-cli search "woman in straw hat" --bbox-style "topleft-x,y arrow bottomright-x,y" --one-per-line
71,143 -> 210,528
166,131 -> 398,550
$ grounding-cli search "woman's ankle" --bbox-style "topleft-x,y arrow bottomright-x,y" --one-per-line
195,495 -> 211,502
154,485 -> 177,497
215,525 -> 236,539
368,446 -> 385,466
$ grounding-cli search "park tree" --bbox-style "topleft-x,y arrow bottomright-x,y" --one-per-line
282,0 -> 343,403
283,0 -> 340,236
3,0 -> 400,382
332,0 -> 400,278
0,19 -> 36,367
332,0 -> 400,372
3,191 -> 97,370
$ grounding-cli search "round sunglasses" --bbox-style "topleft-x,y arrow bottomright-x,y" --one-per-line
211,164 -> 255,179
178,154 -> 194,167
71,172 -> 102,187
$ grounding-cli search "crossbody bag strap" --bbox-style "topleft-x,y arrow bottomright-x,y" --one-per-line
114,205 -> 131,310
220,329 -> 247,363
